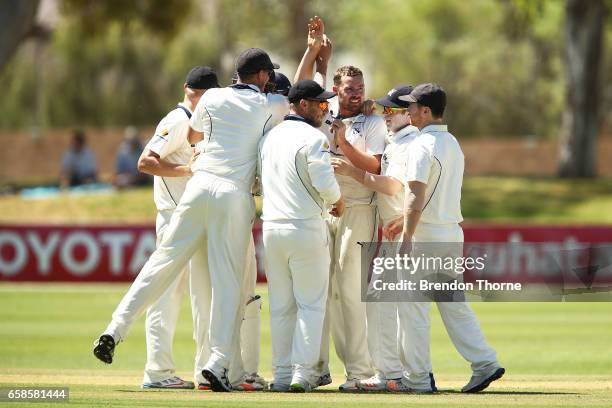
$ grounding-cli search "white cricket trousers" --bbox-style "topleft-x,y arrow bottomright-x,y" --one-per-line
319,205 -> 375,379
105,172 -> 255,373
263,219 -> 330,385
365,228 -> 403,380
398,223 -> 499,389
143,209 -> 210,384
192,236 -> 261,384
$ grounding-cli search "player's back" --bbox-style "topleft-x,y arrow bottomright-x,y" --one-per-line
260,118 -> 339,222
191,85 -> 277,187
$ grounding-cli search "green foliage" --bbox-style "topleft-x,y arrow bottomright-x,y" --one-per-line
0,0 -> 608,137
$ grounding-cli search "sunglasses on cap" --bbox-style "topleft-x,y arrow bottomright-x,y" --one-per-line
307,99 -> 329,111
382,106 -> 409,115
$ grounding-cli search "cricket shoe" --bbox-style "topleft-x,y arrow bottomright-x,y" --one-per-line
269,382 -> 290,392
461,367 -> 505,393
358,374 -> 396,392
142,376 -> 195,389
387,378 -> 436,394
231,374 -> 266,391
202,367 -> 231,392
198,381 -> 211,391
338,377 -> 361,392
316,373 -> 332,388
290,379 -> 312,393
93,334 -> 115,364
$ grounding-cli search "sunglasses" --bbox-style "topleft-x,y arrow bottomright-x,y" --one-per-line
382,106 -> 409,115
307,99 -> 329,111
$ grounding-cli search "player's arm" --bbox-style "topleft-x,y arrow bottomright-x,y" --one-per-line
401,180 -> 426,241
294,16 -> 324,84
331,158 -> 402,196
187,126 -> 203,145
331,118 -> 381,174
313,35 -> 332,88
137,149 -> 196,177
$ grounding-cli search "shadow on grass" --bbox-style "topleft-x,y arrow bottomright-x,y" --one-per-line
113,389 -> 582,397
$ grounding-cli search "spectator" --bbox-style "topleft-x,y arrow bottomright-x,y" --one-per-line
60,129 -> 98,189
114,126 -> 150,188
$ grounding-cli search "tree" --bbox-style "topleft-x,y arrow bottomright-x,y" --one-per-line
0,0 -> 40,73
558,0 -> 608,177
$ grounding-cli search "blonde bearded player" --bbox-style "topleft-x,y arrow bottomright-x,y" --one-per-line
295,16 -> 386,391
332,85 -> 434,392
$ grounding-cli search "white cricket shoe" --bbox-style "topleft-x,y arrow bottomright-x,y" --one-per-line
142,376 -> 195,389
358,374 -> 395,392
339,377 -> 361,392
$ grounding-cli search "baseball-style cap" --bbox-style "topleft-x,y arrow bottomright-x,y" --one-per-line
236,48 -> 279,75
399,83 -> 446,113
288,80 -> 336,104
270,72 -> 292,96
185,66 -> 220,89
376,85 -> 414,108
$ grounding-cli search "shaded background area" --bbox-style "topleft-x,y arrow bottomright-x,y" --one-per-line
0,0 -> 611,184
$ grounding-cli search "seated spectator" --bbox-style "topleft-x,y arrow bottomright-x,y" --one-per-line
114,126 -> 150,188
60,129 -> 98,189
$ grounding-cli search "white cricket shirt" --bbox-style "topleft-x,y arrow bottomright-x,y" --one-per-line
377,125 -> 420,225
405,124 -> 464,224
190,84 -> 288,189
260,115 -> 341,226
145,103 -> 193,210
319,99 -> 387,205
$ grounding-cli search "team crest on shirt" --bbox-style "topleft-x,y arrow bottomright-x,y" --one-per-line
160,129 -> 169,136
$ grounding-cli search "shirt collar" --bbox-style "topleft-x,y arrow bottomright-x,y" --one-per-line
233,83 -> 261,92
420,124 -> 448,134
390,124 -> 419,143
177,102 -> 193,114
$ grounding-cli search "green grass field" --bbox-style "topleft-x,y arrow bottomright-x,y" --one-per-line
1,283 -> 611,407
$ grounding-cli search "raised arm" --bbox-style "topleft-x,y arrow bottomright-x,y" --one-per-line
294,16 -> 325,85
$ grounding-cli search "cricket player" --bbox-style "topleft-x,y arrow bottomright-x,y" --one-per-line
332,85 -> 423,391
94,48 -> 285,393
386,83 -> 505,393
295,17 -> 386,391
135,66 -> 219,390
192,70 -> 292,391
260,80 -> 344,392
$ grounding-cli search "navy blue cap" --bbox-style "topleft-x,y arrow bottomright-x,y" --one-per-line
376,85 -> 414,108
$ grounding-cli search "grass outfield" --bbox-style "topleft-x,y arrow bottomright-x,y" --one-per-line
1,284 -> 611,407
1,177 -> 612,224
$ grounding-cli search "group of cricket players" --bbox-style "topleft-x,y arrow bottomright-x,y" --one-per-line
93,16 -> 505,394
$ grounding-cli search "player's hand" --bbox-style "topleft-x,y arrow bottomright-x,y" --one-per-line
330,157 -> 353,176
362,99 -> 376,116
185,148 -> 201,175
330,196 -> 345,217
307,16 -> 324,51
383,216 -> 404,241
330,118 -> 347,147
317,35 -> 332,66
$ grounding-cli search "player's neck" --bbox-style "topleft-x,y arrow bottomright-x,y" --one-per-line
338,106 -> 360,119
182,97 -> 196,112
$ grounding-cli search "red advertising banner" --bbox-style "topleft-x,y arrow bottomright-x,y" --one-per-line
1,223 -> 611,282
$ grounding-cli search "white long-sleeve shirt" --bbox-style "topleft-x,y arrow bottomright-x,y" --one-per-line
259,115 -> 341,225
